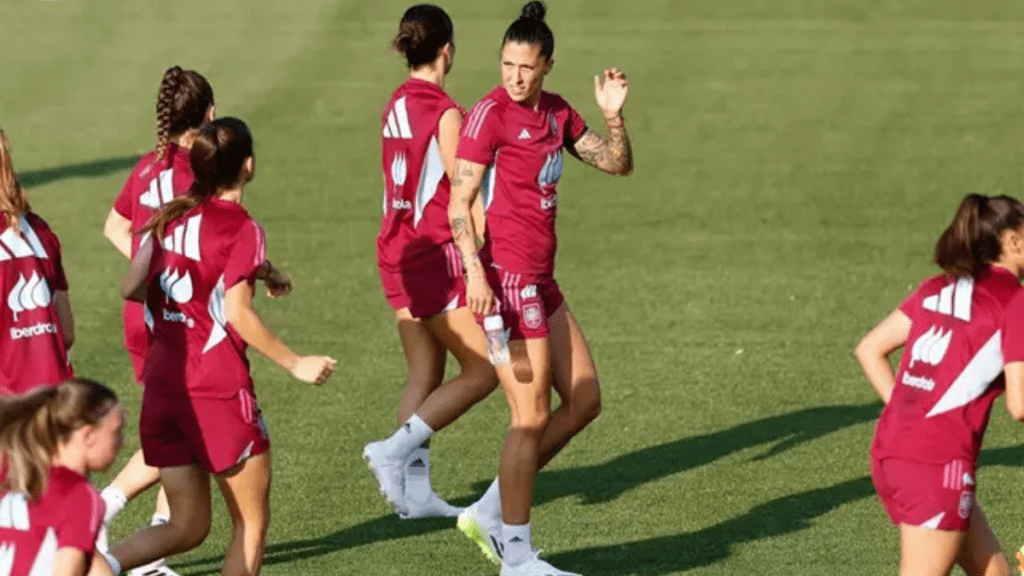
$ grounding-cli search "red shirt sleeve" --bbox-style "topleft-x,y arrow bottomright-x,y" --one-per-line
457,100 -> 500,166
898,280 -> 927,318
563,103 -> 589,148
1002,290 -> 1024,364
56,483 -> 102,554
223,220 -> 266,289
113,174 -> 135,220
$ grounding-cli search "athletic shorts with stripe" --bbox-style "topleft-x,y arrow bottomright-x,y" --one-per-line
482,267 -> 565,340
871,456 -> 976,532
140,386 -> 270,474
379,243 -> 466,319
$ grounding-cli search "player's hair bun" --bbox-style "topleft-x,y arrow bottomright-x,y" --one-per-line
394,20 -> 428,56
521,1 -> 546,22
393,4 -> 454,68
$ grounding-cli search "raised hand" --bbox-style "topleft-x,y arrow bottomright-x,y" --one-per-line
594,67 -> 628,119
291,356 -> 337,385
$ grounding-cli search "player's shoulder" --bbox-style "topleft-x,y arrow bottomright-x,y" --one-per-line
46,466 -> 96,504
128,151 -> 160,181
23,212 -> 59,243
541,89 -> 572,109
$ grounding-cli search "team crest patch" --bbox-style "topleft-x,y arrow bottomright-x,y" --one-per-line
523,302 -> 543,329
958,490 -> 973,520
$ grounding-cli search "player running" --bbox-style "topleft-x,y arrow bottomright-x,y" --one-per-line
362,4 -> 497,519
0,379 -> 124,576
447,2 -> 633,575
102,117 -> 336,576
857,193 -> 1024,576
97,66 -> 215,576
0,129 -> 74,395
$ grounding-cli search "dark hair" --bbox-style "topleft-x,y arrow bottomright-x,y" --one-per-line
0,130 -> 30,235
502,1 -> 554,59
155,66 -> 215,162
934,193 -> 1024,277
393,4 -> 454,68
143,117 -> 254,242
0,379 -> 118,502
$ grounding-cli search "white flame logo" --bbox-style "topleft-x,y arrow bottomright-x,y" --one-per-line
909,326 -> 953,368
391,152 -> 408,187
159,269 -> 194,304
537,151 -> 563,187
7,272 -> 52,321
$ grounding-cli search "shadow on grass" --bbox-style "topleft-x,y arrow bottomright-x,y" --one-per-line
19,155 -> 139,189
529,401 -> 882,506
167,402 -> 883,574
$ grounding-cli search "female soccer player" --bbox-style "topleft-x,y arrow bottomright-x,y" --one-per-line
103,117 -> 336,576
447,2 -> 633,574
857,193 -> 1024,576
362,4 -> 497,519
0,129 -> 74,395
0,379 -> 124,576
98,66 -> 215,576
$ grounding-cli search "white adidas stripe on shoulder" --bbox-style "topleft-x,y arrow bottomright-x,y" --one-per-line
465,100 -> 497,140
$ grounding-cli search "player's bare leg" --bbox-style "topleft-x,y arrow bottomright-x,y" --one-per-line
418,307 -> 496,429
899,523 -> 965,576
538,303 -> 601,469
216,451 -> 272,576
956,504 -> 1011,576
110,465 -> 212,571
395,309 -> 447,423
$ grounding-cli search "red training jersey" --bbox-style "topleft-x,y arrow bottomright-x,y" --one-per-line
142,199 -> 267,398
872,266 -> 1024,464
377,78 -> 463,270
0,213 -> 72,394
457,86 -> 588,276
0,466 -> 103,576
113,144 -> 194,255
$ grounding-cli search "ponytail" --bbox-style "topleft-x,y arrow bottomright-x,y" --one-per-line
0,130 -> 31,236
154,66 -> 215,162
934,193 -> 1024,277
0,380 -> 117,502
141,117 -> 254,243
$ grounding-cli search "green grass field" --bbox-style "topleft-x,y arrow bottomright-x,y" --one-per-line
5,0 -> 1024,574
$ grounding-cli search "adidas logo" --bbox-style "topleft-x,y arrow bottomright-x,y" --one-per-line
408,458 -> 426,468
7,272 -> 51,321
403,422 -> 412,432
963,472 -> 974,486
518,128 -> 531,140
509,536 -> 524,543
0,216 -> 49,261
139,168 -> 175,209
383,96 -> 413,139
923,277 -> 973,321
162,214 -> 202,262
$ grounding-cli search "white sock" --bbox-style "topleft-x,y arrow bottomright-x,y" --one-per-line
151,513 -> 169,526
101,551 -> 122,575
100,486 -> 127,525
383,414 -> 433,461
404,447 -> 433,504
502,523 -> 532,566
477,478 -> 502,525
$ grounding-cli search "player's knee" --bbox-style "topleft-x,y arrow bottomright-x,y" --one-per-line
168,516 -> 210,551
511,407 -> 550,433
573,378 -> 602,425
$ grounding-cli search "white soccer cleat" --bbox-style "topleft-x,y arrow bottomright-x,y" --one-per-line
129,558 -> 181,576
362,441 -> 406,514
400,490 -> 463,519
500,552 -> 582,576
457,503 -> 503,565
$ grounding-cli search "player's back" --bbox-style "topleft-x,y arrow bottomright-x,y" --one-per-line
378,78 -> 462,270
873,265 -> 1024,463
115,145 -> 194,256
143,199 -> 264,398
0,213 -> 71,394
0,467 -> 102,576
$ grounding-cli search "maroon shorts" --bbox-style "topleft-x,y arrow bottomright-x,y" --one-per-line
140,387 -> 270,474
871,457 -> 975,532
483,268 -> 565,340
122,301 -> 149,385
379,243 -> 465,319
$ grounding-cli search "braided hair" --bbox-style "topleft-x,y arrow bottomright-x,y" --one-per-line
154,66 -> 215,162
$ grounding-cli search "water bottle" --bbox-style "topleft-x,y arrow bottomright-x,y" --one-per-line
484,314 -> 510,366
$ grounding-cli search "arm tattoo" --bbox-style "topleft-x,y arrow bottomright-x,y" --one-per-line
573,124 -> 634,175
